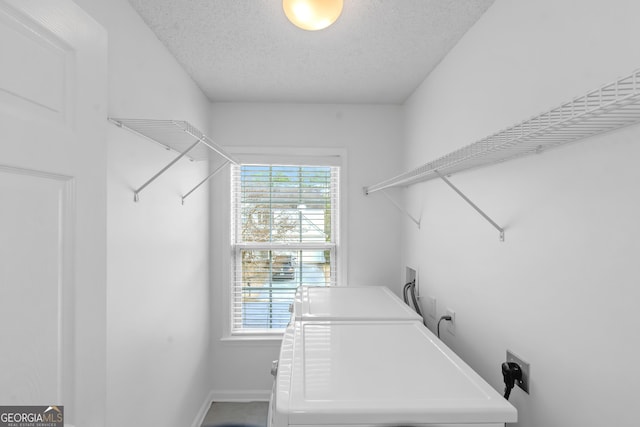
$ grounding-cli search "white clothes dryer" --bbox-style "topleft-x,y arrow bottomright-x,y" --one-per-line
270,320 -> 516,427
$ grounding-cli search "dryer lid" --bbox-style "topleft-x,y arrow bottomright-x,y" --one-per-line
275,320 -> 517,425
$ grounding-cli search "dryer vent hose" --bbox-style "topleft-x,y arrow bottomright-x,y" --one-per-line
403,279 -> 425,324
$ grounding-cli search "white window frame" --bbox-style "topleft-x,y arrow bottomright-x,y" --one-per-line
224,147 -> 346,339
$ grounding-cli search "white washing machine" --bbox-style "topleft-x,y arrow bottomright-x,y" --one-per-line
291,285 -> 423,322
269,286 -> 516,427
270,320 -> 516,427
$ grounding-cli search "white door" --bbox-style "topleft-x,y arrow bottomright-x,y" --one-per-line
0,1 -> 107,426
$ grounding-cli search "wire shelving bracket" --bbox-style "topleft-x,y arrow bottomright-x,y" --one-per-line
435,171 -> 504,241
364,69 -> 640,240
108,118 -> 238,203
379,189 -> 421,228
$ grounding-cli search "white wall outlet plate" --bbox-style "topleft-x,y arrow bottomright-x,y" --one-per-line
507,350 -> 530,394
446,308 -> 455,335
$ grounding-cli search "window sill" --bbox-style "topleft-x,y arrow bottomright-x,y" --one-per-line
220,333 -> 284,344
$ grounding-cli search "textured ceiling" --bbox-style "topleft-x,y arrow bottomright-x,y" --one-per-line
127,0 -> 495,104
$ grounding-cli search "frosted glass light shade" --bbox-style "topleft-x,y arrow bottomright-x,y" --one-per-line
283,0 -> 343,31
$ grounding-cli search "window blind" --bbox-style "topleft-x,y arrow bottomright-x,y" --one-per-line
231,164 -> 340,333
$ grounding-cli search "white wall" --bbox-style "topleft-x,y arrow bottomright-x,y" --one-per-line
402,1 -> 640,426
209,103 -> 404,396
72,1 -> 213,426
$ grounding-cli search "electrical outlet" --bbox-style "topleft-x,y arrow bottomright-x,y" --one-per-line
446,308 -> 455,335
507,350 -> 530,394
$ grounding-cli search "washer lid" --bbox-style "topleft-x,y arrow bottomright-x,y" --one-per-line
293,286 -> 422,322
275,321 -> 517,425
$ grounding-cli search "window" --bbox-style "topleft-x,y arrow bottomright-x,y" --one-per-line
231,164 -> 340,334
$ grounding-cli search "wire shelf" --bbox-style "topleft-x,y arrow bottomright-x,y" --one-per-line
108,117 -> 237,203
108,118 -> 236,163
365,69 -> 640,194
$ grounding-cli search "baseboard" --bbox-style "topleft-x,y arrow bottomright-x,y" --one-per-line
210,389 -> 271,402
190,389 -> 216,427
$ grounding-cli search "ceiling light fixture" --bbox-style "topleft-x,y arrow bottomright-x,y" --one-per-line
282,0 -> 343,31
